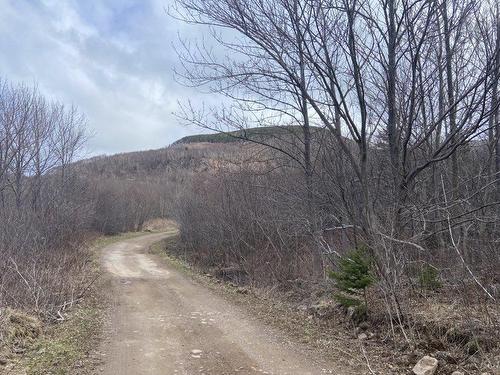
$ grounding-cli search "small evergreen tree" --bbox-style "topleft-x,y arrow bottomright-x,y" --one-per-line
418,264 -> 442,290
329,247 -> 374,311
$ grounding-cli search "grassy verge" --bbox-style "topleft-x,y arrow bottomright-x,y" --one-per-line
22,305 -> 103,375
149,234 -> 188,273
4,231 -> 150,375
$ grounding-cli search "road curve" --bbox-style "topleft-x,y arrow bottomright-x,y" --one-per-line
99,231 -> 351,375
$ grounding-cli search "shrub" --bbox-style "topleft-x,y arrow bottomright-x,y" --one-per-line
419,264 -> 442,290
329,248 -> 374,310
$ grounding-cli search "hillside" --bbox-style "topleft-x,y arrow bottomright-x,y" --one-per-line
74,143 -> 239,180
74,125 -> 326,179
54,127 -> 500,375
173,125 -> 325,145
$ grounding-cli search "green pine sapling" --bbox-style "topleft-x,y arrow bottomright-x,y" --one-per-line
329,247 -> 374,315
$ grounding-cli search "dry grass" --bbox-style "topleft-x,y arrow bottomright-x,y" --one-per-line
0,309 -> 43,366
143,218 -> 179,232
157,234 -> 500,374
21,304 -> 104,375
0,231 -> 136,374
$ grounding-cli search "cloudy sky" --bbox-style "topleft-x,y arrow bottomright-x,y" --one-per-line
0,0 -> 207,155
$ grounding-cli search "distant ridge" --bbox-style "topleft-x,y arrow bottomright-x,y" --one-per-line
173,125 -> 323,145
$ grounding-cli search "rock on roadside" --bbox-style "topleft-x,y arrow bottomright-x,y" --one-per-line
412,356 -> 438,375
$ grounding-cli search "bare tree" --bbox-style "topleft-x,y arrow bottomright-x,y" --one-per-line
173,0 -> 500,306
0,78 -> 93,315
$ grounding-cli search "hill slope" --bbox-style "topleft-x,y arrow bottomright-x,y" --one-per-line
174,125 -> 325,145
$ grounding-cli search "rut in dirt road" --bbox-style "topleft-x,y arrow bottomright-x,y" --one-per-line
100,231 -> 362,375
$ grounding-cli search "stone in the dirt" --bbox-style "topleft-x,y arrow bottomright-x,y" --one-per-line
191,349 -> 203,358
412,356 -> 438,375
451,371 -> 464,375
309,301 -> 335,318
357,333 -> 368,340
0,357 -> 7,366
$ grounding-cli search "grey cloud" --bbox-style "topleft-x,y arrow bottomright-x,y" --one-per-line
0,0 -> 205,155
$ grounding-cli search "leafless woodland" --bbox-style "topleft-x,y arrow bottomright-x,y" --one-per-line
171,0 -> 500,296
0,80 -> 95,317
0,0 -> 499,370
168,0 -> 500,365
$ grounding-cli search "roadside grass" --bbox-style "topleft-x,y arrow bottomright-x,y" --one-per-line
22,305 -> 103,375
4,230 -> 152,375
148,232 -> 189,274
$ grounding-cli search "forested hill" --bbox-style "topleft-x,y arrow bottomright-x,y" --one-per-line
68,130 -> 252,235
74,137 -> 237,179
173,125 -> 325,145
74,125 -> 327,179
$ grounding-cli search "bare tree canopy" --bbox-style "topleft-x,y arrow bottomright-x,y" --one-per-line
172,0 -> 500,316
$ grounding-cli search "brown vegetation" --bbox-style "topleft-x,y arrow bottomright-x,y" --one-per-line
2,0 -> 500,370
0,79 -> 93,318
166,0 -> 500,371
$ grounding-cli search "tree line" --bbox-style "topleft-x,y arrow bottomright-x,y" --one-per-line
170,0 -> 500,324
0,79 -> 167,317
0,79 -> 92,315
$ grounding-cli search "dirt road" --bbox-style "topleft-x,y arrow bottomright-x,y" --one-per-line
100,232 -> 351,375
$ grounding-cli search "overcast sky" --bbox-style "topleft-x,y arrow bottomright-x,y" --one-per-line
0,0 -> 206,156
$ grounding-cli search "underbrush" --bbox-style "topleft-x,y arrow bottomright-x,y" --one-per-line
0,232 -> 128,373
163,233 -> 500,374
0,241 -> 96,318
